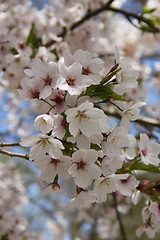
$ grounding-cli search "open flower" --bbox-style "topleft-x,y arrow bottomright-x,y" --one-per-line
66,190 -> 96,209
114,46 -> 139,93
68,149 -> 101,188
38,155 -> 72,182
116,175 -> 139,196
139,133 -> 160,166
58,62 -> 87,95
64,49 -> 104,85
24,58 -> 59,99
102,126 -> 129,157
65,100 -> 106,137
20,134 -> 64,160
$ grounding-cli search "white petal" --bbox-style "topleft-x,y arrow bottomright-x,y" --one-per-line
80,119 -> 97,137
74,171 -> 90,188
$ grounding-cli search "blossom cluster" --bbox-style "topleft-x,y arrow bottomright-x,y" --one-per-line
19,48 -> 160,214
136,201 -> 160,239
1,1 -> 160,239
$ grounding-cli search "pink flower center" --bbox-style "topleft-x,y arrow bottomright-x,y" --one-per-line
50,158 -> 60,166
54,95 -> 63,104
120,178 -> 128,184
44,75 -> 52,85
29,89 -> 40,98
142,149 -> 147,156
77,161 -> 86,170
66,77 -> 75,86
82,66 -> 91,75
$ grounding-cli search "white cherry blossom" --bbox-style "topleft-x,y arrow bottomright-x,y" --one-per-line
102,126 -> 129,157
93,174 -> 129,203
39,155 -> 72,182
136,225 -> 155,239
68,149 -> 101,188
100,155 -> 124,176
149,202 -> 160,222
66,190 -> 97,209
20,134 -> 64,160
139,133 -> 160,166
43,182 -> 64,196
65,100 -> 107,137
114,46 -> 139,93
116,175 -> 140,196
64,49 -> 104,85
34,114 -> 54,134
119,101 -> 146,131
24,58 -> 59,99
58,62 -> 88,95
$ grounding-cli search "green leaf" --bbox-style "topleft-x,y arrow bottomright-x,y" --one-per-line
1,233 -> 8,240
50,48 -> 59,59
129,162 -> 160,174
64,125 -> 72,138
146,15 -> 160,25
140,24 -> 156,33
142,6 -> 157,14
10,47 -> 18,55
90,143 -> 102,151
26,23 -> 41,50
100,68 -> 121,85
87,84 -> 126,101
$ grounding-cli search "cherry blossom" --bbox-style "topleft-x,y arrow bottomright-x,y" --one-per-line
139,133 -> 160,166
117,175 -> 140,196
66,190 -> 97,209
20,134 -> 64,160
68,149 -> 101,188
65,100 -> 107,137
102,126 -> 130,157
24,58 -> 59,99
1,1 -> 160,238
58,62 -> 87,95
64,49 -> 104,84
39,155 -> 72,182
34,114 -> 54,134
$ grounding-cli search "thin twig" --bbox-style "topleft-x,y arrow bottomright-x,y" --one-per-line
112,192 -> 128,240
0,142 -> 20,147
44,0 -> 159,47
101,107 -> 160,128
108,6 -> 160,33
70,0 -> 115,32
44,0 -> 115,47
0,148 -> 29,160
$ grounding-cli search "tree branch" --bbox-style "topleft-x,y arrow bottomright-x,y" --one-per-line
101,107 -> 160,128
0,142 -> 20,147
108,6 -> 160,33
44,0 -> 159,47
112,192 -> 128,240
44,0 -> 117,47
0,148 -> 29,160
70,0 -> 115,32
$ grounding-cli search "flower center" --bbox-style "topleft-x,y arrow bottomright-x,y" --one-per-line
142,149 -> 147,156
121,72 -> 129,82
66,77 -> 75,86
40,138 -> 47,147
50,158 -> 60,167
77,110 -> 87,120
82,66 -> 91,75
77,161 -> 86,170
44,75 -> 52,85
29,89 -> 40,98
